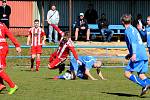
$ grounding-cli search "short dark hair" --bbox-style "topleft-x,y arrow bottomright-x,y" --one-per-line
121,14 -> 132,24
2,0 -> 6,3
34,19 -> 39,23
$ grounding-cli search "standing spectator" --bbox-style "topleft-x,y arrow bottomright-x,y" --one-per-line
0,0 -> 11,28
84,4 -> 98,24
74,13 -> 90,41
27,19 -> 46,72
97,13 -> 113,42
0,22 -> 21,94
121,14 -> 150,96
47,4 -> 59,43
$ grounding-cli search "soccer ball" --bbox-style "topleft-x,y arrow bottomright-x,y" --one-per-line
63,72 -> 72,80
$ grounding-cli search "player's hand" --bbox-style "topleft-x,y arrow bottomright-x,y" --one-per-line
92,78 -> 98,80
131,54 -> 136,62
16,47 -> 21,53
42,41 -> 46,46
125,54 -> 131,60
77,60 -> 82,65
102,78 -> 107,80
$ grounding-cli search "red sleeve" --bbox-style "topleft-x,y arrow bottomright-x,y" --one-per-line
68,41 -> 78,60
4,25 -> 20,47
50,24 -> 64,36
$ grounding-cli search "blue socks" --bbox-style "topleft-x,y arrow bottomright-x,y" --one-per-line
143,78 -> 150,85
58,75 -> 65,79
129,74 -> 146,87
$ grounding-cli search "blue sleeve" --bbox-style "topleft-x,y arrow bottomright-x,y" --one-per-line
140,30 -> 147,38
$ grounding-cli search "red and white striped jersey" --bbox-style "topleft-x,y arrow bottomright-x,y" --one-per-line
28,27 -> 45,46
0,22 -> 20,47
56,39 -> 78,60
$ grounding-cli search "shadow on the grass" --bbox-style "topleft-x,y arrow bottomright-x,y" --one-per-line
101,92 -> 150,98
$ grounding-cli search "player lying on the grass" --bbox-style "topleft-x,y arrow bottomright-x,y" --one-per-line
48,24 -> 82,73
53,56 -> 106,80
27,19 -> 46,71
0,22 -> 21,94
121,14 -> 150,96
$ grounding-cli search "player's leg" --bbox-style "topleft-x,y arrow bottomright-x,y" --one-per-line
138,60 -> 150,84
0,47 -> 18,94
30,46 -> 37,71
36,54 -> 41,71
36,46 -> 42,71
124,60 -> 147,87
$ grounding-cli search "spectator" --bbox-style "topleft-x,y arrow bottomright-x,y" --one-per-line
74,13 -> 90,41
97,13 -> 113,42
27,19 -> 46,72
47,4 -> 59,43
84,4 -> 98,24
0,0 -> 11,28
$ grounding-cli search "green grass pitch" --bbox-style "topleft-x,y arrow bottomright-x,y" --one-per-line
1,66 -> 150,100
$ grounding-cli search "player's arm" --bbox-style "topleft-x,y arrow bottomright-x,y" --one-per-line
96,68 -> 106,80
4,24 -> 21,53
127,30 -> 138,62
85,68 -> 98,80
50,24 -> 64,36
69,45 -> 82,65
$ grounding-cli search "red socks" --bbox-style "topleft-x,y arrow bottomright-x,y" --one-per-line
36,59 -> 40,71
0,70 -> 15,88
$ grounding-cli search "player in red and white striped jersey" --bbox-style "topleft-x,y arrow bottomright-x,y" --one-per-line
48,24 -> 82,72
27,19 -> 46,71
0,22 -> 21,94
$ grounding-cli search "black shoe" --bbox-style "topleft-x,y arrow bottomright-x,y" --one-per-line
140,85 -> 150,96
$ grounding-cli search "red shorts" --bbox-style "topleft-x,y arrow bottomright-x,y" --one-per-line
0,46 -> 8,68
31,45 -> 42,55
49,51 -> 66,68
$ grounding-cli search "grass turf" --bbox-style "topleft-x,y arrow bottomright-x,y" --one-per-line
0,67 -> 150,100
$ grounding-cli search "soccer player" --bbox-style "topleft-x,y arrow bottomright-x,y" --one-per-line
137,16 -> 150,54
48,31 -> 82,70
53,56 -> 106,80
0,22 -> 21,94
47,24 -> 82,72
121,14 -> 150,96
27,19 -> 46,71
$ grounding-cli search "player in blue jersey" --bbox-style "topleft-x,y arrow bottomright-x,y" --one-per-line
137,16 -> 150,54
121,14 -> 150,96
53,56 -> 106,80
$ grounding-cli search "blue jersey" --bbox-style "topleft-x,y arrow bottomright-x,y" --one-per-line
146,26 -> 150,47
124,25 -> 148,61
70,56 -> 96,71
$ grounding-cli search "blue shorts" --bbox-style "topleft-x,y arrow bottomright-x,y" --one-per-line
125,60 -> 148,73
